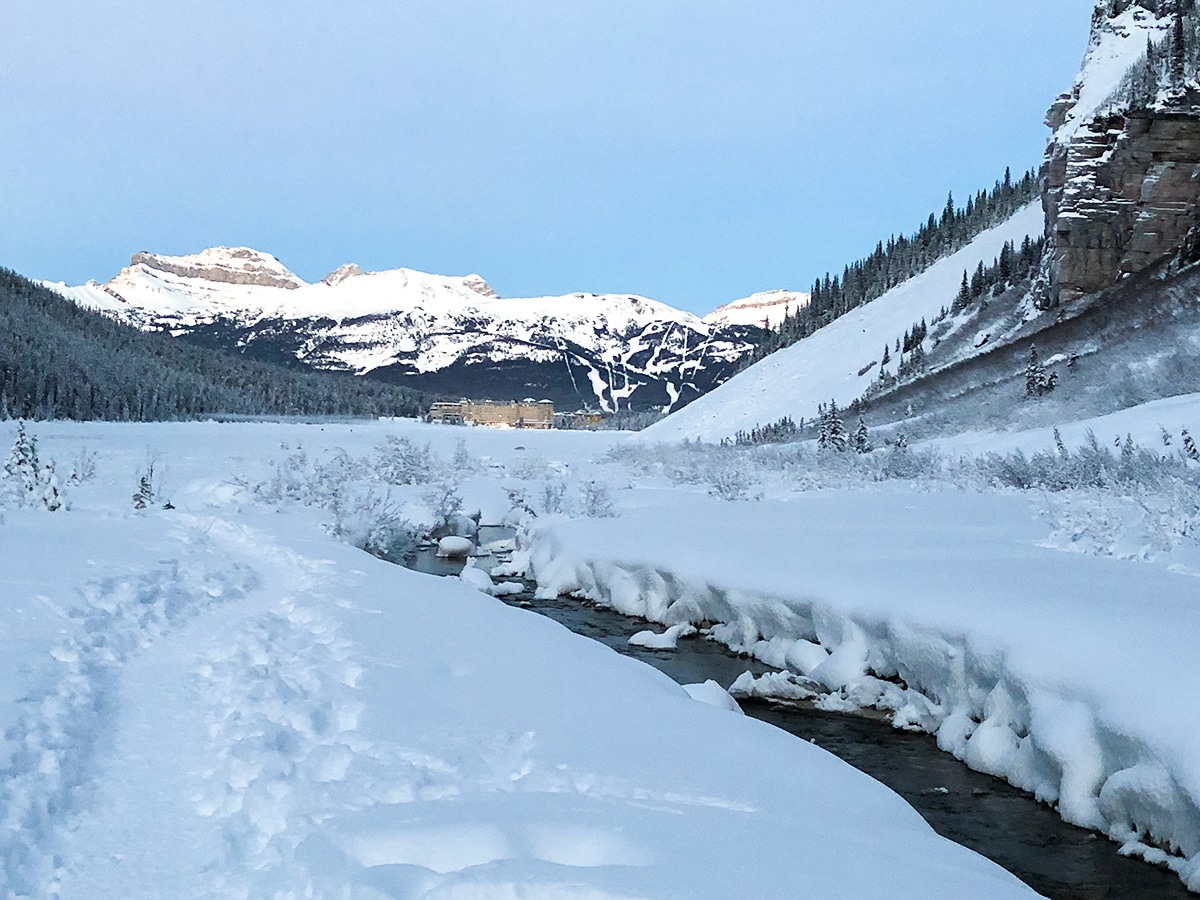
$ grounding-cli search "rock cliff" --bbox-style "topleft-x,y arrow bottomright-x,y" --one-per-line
1042,1 -> 1200,303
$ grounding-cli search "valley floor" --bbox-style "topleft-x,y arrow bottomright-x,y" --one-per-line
4,411 -> 1200,896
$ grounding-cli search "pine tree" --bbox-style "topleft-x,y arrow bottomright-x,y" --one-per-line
852,417 -> 872,454
39,463 -> 63,512
1183,428 -> 1200,461
1024,346 -> 1059,397
821,400 -> 848,452
4,421 -> 41,505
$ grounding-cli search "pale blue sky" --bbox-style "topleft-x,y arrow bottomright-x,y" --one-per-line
1,1 -> 1097,314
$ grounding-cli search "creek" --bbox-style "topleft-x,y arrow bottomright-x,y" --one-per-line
406,529 -> 1190,900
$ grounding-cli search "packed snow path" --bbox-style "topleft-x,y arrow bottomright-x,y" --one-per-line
0,421 -> 1037,898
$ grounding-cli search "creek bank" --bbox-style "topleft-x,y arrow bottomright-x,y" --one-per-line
403,536 -> 1193,900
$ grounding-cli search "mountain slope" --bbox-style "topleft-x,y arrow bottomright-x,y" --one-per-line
0,267 -> 426,421
644,204 -> 1045,442
51,250 -> 765,413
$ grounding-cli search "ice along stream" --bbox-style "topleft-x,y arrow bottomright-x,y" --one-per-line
406,530 -> 1191,900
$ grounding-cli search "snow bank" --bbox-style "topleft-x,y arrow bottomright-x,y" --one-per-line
0,420 -> 1036,898
529,488 -> 1200,890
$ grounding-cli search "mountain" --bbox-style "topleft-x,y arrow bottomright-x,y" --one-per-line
702,290 -> 808,329
0,267 -> 427,421
649,0 -> 1200,444
645,205 -> 1046,441
50,249 -> 768,414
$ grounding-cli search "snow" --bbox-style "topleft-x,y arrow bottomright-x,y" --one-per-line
702,289 -> 808,329
644,202 -> 1046,443
44,249 -> 769,413
924,391 -> 1200,459
627,623 -> 697,649
437,535 -> 475,558
682,680 -> 744,714
1051,4 -> 1172,147
528,483 -> 1200,890
0,419 -> 1037,898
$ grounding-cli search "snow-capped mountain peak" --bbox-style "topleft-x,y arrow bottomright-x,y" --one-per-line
703,290 -> 809,329
129,246 -> 306,291
50,248 -> 766,412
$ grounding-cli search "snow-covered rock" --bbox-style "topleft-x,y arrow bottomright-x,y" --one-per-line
436,536 -> 474,558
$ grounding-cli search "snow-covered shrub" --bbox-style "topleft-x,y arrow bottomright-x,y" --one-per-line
581,479 -> 616,517
539,480 -> 568,515
361,513 -> 420,563
373,435 -> 434,485
40,463 -> 63,512
255,446 -> 311,505
708,466 -> 754,501
424,480 -> 465,535
451,438 -> 476,476
132,463 -> 156,511
68,447 -> 97,484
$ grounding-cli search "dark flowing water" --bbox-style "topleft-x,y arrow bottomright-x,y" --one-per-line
407,536 -> 1191,900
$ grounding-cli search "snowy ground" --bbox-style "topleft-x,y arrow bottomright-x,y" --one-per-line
0,419 -> 1039,899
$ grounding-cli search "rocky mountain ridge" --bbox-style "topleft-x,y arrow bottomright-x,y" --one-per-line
51,248 -> 773,413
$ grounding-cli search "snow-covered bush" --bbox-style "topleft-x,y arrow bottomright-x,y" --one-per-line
539,480 -> 568,515
132,463 -> 156,510
708,465 -> 754,501
581,479 -> 616,517
373,435 -> 434,485
68,447 -> 97,484
361,512 -> 420,563
424,480 -> 466,535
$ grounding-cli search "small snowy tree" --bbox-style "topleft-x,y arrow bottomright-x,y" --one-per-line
1024,346 -> 1058,397
373,436 -> 433,485
1184,428 -> 1200,462
819,400 -> 847,452
4,421 -> 40,505
852,417 -> 872,454
132,464 -> 155,511
39,463 -> 63,512
451,438 -> 474,475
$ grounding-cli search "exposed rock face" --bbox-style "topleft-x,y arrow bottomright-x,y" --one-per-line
1045,106 -> 1200,303
462,274 -> 497,298
1041,1 -> 1200,304
130,248 -> 304,290
320,263 -> 364,286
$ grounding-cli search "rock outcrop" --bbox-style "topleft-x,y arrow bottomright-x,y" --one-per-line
1045,104 -> 1200,303
1042,1 -> 1200,304
130,248 -> 304,290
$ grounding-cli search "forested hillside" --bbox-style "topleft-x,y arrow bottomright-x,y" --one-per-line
0,269 -> 428,420
743,168 -> 1040,367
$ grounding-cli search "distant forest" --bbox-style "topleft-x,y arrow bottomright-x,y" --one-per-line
0,269 -> 429,421
744,168 -> 1041,367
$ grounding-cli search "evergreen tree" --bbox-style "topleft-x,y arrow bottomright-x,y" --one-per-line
820,400 -> 848,452
1024,346 -> 1059,397
4,421 -> 40,504
852,417 -> 872,454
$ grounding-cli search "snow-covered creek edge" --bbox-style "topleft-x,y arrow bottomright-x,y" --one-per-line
521,508 -> 1200,896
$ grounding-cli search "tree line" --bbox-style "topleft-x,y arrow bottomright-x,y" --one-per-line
743,168 -> 1041,367
0,268 -> 430,421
